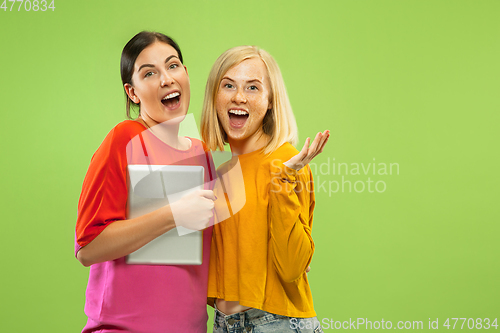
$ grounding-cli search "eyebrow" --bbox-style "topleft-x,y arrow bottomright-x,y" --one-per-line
221,76 -> 263,84
137,55 -> 179,72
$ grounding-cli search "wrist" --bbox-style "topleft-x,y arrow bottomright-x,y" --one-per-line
160,204 -> 177,233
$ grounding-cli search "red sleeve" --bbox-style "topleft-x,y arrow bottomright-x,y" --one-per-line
201,141 -> 216,185
75,124 -> 136,255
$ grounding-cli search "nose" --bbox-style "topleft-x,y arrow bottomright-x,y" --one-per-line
231,87 -> 247,104
160,70 -> 174,87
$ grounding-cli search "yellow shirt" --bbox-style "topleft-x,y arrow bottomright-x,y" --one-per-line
208,143 -> 317,318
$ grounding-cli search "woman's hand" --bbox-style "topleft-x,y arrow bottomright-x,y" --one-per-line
284,130 -> 330,170
170,190 -> 216,230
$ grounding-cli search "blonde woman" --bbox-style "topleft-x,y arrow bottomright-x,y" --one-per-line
201,46 -> 329,332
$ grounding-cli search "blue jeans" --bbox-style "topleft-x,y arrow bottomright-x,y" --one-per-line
213,303 -> 323,333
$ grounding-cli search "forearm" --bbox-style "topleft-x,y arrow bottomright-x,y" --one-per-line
270,205 -> 314,283
269,165 -> 315,282
76,205 -> 176,267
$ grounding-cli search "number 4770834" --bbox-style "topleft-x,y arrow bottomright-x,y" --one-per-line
443,318 -> 498,330
1,0 -> 55,11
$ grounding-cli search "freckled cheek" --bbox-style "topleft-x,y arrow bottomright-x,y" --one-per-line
248,98 -> 269,116
215,102 -> 224,117
215,94 -> 228,113
215,103 -> 227,122
216,111 -> 226,123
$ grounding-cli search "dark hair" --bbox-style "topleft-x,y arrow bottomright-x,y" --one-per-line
120,31 -> 184,118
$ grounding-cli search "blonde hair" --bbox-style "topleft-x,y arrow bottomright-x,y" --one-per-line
201,46 -> 298,155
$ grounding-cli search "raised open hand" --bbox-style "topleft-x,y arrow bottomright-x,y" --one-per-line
284,130 -> 330,170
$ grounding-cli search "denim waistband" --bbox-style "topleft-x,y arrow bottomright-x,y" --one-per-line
214,301 -> 287,328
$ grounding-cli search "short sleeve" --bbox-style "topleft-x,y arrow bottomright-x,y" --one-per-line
75,126 -> 131,255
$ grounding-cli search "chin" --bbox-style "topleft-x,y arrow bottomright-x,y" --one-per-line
227,134 -> 249,143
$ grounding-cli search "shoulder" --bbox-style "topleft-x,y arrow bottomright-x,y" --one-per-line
188,137 -> 205,149
263,142 -> 299,164
185,137 -> 208,155
91,120 -> 145,161
100,120 -> 145,148
110,120 -> 146,141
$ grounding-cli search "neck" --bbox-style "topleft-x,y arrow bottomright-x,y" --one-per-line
137,117 -> 182,149
228,131 -> 270,156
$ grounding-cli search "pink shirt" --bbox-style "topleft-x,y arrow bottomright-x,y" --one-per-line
76,121 -> 213,333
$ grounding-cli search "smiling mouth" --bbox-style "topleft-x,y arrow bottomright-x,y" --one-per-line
162,92 -> 180,108
228,109 -> 249,128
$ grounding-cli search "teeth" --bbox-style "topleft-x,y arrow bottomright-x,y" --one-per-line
162,92 -> 180,100
229,110 -> 249,115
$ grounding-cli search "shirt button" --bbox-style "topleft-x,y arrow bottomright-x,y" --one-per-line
227,318 -> 235,325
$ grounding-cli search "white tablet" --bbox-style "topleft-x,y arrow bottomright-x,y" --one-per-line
125,165 -> 204,265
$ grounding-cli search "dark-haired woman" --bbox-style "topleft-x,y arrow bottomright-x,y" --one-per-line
75,32 -> 215,333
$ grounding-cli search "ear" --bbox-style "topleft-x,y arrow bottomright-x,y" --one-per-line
184,65 -> 189,77
124,83 -> 140,104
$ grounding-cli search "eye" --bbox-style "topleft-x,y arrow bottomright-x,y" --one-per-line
224,83 -> 234,89
144,71 -> 154,78
168,63 -> 179,70
248,85 -> 258,91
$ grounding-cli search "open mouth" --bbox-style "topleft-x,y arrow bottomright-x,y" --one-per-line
228,109 -> 249,128
161,92 -> 181,108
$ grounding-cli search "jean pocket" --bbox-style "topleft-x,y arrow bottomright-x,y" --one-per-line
314,324 -> 324,333
213,320 -> 223,333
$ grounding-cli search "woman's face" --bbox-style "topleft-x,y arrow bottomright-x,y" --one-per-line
125,42 -> 190,125
216,57 -> 271,149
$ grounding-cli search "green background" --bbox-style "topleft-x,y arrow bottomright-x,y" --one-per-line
1,0 -> 498,331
